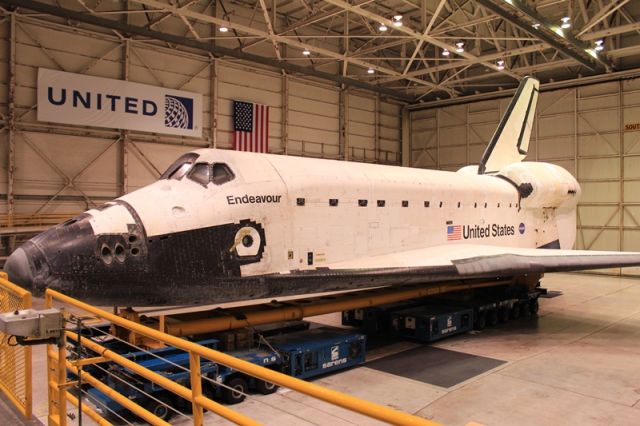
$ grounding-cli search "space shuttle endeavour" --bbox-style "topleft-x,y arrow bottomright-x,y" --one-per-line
5,77 -> 640,306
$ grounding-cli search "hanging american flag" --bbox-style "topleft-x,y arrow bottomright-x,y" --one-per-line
233,100 -> 270,153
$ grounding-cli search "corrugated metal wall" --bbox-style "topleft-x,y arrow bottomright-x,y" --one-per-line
0,14 -> 403,223
410,77 -> 640,275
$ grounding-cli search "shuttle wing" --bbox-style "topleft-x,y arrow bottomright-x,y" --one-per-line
281,245 -> 640,285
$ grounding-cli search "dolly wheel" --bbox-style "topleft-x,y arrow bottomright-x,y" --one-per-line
256,380 -> 279,395
487,309 -> 499,326
475,311 -> 487,330
498,307 -> 510,323
223,376 -> 248,404
144,394 -> 174,422
529,299 -> 540,315
510,303 -> 521,320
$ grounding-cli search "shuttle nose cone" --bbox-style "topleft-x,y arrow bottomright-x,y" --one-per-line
4,247 -> 34,292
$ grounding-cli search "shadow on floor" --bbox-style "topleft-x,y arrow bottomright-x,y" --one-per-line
366,345 -> 506,388
0,392 -> 43,426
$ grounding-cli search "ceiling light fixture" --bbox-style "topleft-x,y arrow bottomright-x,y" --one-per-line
561,16 -> 571,29
595,39 -> 604,51
455,42 -> 464,53
442,48 -> 450,56
302,48 -> 311,56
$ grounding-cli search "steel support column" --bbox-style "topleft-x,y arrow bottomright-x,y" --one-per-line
374,93 -> 380,163
401,107 -> 410,167
210,0 -> 217,148
7,13 -> 16,252
209,58 -> 218,148
339,87 -> 349,161
619,80 -> 624,253
119,37 -> 130,196
282,74 -> 289,155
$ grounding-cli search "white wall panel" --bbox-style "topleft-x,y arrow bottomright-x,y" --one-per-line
578,206 -> 620,226
348,93 -> 376,162
287,79 -> 340,158
410,108 -> 437,169
379,98 -> 401,163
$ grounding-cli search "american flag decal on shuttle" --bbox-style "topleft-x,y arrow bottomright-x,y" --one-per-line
447,224 -> 462,241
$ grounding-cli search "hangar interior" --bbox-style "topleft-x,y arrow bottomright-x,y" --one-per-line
0,0 -> 640,425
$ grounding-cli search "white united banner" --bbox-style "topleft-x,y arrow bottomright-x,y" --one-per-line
37,68 -> 203,138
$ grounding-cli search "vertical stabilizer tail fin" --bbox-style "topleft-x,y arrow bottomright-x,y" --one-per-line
478,76 -> 540,174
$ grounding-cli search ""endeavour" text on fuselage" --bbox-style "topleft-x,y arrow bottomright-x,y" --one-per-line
227,194 -> 283,205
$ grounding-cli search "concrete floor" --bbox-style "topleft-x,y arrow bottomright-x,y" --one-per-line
5,272 -> 640,425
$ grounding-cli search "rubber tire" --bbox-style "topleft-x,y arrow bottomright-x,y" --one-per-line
529,299 -> 540,315
487,309 -> 499,327
498,307 -> 510,323
510,303 -> 521,320
223,376 -> 248,404
202,377 -> 217,399
255,380 -> 279,395
475,311 -> 487,330
144,395 -> 174,422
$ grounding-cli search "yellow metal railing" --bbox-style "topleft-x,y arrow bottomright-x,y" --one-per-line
0,272 -> 32,419
45,288 -> 440,426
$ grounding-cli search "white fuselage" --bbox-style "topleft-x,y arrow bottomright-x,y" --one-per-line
90,149 -> 579,277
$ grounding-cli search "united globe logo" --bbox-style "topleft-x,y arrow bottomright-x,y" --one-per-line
164,95 -> 194,129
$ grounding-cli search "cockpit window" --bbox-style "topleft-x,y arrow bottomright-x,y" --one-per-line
212,163 -> 235,185
160,153 -> 200,180
169,163 -> 192,180
188,163 -> 210,186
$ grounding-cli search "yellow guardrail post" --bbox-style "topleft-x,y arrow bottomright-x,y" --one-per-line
45,294 -> 67,426
45,292 -> 55,425
23,290 -> 32,419
57,335 -> 67,426
0,272 -> 32,420
189,352 -> 204,426
45,290 -> 67,426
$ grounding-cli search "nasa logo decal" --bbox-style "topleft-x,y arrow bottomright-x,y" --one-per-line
519,223 -> 526,234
